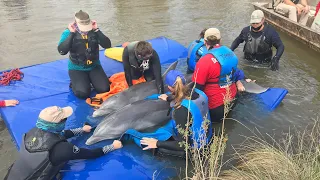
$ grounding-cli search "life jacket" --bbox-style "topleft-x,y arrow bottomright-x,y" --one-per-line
187,39 -> 207,72
122,89 -> 211,156
244,26 -> 272,63
5,128 -> 66,180
171,89 -> 212,147
127,41 -> 151,73
69,31 -> 99,66
204,46 -> 238,87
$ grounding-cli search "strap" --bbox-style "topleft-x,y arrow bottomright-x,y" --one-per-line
81,34 -> 93,65
90,97 -> 103,106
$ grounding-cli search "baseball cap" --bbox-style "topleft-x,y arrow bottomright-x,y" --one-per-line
75,10 -> 92,32
165,70 -> 186,87
204,28 -> 221,40
250,10 -> 264,24
38,106 -> 73,123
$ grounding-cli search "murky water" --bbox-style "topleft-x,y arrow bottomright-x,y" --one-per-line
1,0 -> 319,178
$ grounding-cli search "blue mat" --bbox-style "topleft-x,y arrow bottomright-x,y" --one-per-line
0,36 -> 187,180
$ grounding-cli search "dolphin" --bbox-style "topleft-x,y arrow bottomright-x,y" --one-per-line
92,61 -> 178,118
86,99 -> 171,145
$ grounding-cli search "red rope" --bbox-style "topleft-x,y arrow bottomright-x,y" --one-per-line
0,68 -> 24,86
316,1 -> 320,17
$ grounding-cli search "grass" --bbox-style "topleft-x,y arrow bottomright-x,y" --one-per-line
220,118 -> 320,180
178,72 -> 233,180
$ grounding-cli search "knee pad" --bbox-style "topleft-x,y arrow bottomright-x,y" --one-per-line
73,90 -> 90,99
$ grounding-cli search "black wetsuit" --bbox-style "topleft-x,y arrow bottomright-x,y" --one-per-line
122,47 -> 164,94
58,29 -> 112,99
50,128 -> 109,165
230,24 -> 284,64
4,128 -> 114,180
156,91 -> 199,155
193,83 -> 236,123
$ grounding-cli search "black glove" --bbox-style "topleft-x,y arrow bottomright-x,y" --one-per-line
270,56 -> 279,71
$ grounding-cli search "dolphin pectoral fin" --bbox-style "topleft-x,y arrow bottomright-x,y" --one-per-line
241,80 -> 269,94
161,61 -> 178,79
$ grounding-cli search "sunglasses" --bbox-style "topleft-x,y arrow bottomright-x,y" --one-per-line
135,51 -> 153,61
251,22 -> 261,25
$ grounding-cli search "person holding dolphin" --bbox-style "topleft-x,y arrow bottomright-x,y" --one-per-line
4,106 -> 122,180
122,41 -> 164,94
138,70 -> 212,156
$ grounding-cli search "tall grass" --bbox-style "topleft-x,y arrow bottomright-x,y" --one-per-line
220,118 -> 320,180
179,72 -> 233,179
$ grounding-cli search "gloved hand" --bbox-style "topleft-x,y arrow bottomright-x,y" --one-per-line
270,56 -> 279,71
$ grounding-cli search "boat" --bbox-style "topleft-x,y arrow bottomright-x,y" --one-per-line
252,2 -> 320,53
0,36 -> 287,179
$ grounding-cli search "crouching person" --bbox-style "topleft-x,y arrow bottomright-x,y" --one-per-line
4,106 -> 122,180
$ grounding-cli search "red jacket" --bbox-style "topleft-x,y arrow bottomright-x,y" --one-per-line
316,1 -> 320,17
0,100 -> 5,107
192,45 -> 237,109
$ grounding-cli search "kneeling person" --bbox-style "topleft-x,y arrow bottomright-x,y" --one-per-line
122,41 -> 164,94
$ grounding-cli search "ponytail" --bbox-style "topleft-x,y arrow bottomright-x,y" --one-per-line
173,77 -> 189,108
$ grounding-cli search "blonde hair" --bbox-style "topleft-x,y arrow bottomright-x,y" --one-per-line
172,76 -> 190,108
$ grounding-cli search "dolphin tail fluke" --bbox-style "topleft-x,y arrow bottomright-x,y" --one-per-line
161,61 -> 179,78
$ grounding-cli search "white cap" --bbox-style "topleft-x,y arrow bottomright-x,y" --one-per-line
204,28 -> 221,40
38,106 -> 73,123
250,10 -> 264,24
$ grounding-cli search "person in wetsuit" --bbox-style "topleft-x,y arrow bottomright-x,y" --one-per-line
230,10 -> 284,71
58,10 -> 112,99
122,41 -> 164,94
186,28 -> 208,73
4,106 -> 122,180
139,70 -> 212,157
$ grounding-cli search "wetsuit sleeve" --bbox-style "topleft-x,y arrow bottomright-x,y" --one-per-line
230,28 -> 246,51
234,69 -> 246,81
50,142 -> 115,166
156,140 -> 184,151
0,100 -> 5,107
95,30 -> 111,49
57,29 -> 75,55
270,29 -> 285,59
151,50 -> 164,94
62,128 -> 85,139
156,106 -> 191,151
122,47 -> 133,87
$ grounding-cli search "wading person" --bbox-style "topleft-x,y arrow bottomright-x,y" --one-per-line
230,10 -> 284,71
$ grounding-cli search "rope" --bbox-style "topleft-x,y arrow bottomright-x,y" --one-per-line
0,68 -> 24,86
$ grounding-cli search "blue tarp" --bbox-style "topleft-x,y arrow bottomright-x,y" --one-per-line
0,36 -> 188,180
